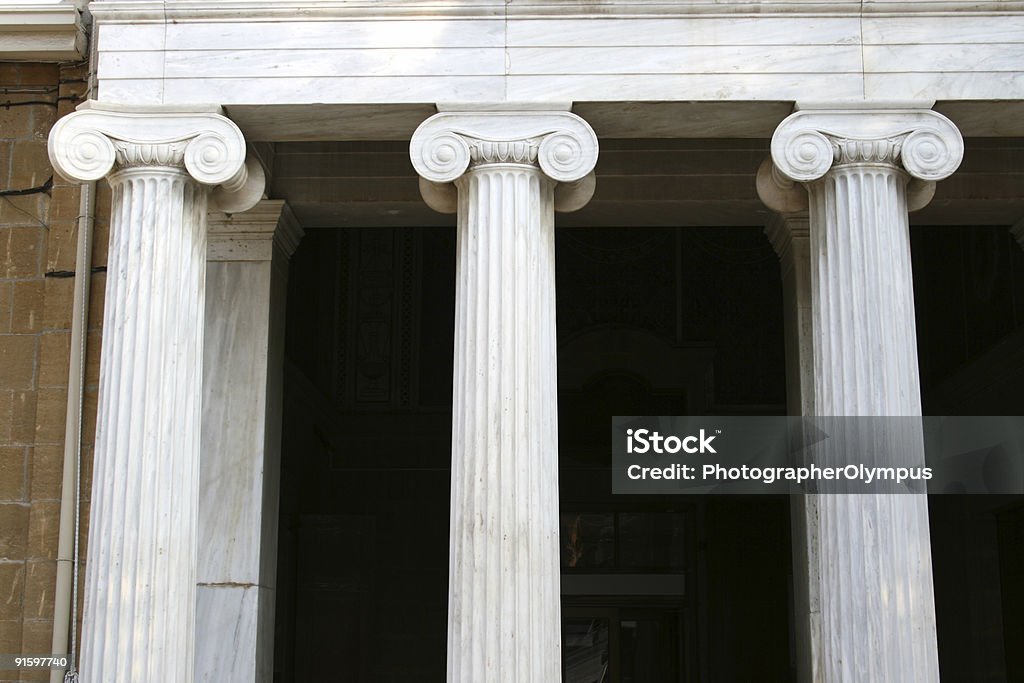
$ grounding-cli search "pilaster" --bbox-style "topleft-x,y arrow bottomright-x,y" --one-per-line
760,206 -> 822,683
410,110 -> 598,683
197,200 -> 302,683
763,107 -> 964,683
47,101 -> 264,683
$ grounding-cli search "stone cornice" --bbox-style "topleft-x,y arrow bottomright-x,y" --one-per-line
410,109 -> 598,214
48,101 -> 265,213
770,109 -> 964,183
0,3 -> 84,61
87,0 -> 1024,23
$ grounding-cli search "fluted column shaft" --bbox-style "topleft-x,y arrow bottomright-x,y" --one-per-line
86,165 -> 207,682
767,108 -> 964,683
808,163 -> 920,416
810,163 -> 937,682
410,110 -> 598,683
451,162 -> 560,682
48,103 -> 263,683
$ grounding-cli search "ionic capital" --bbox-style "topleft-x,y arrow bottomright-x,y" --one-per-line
409,110 -> 599,213
769,109 -> 964,184
48,101 -> 265,212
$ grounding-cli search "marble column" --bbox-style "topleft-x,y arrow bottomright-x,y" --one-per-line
196,200 -> 302,683
762,108 -> 964,682
410,110 -> 598,682
47,102 -> 264,683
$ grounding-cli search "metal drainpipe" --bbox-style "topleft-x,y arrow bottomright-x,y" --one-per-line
49,178 -> 94,683
52,10 -> 98,679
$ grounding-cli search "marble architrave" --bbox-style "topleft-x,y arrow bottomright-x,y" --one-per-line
762,108 -> 964,683
197,200 -> 302,683
410,110 -> 598,682
47,102 -> 263,683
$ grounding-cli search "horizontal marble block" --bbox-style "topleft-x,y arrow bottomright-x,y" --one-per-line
507,16 -> 862,47
866,71 -> 1024,101
507,45 -> 863,75
99,19 -> 505,51
861,15 -> 1024,44
100,47 -> 505,79
160,76 -> 504,105
506,73 -> 865,102
864,43 -> 1024,73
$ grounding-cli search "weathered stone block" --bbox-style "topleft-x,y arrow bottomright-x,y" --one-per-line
29,445 -> 61,502
0,337 -> 36,390
13,64 -> 58,86
9,391 -> 37,445
9,140 -> 51,190
0,194 -> 47,230
32,389 -> 67,445
0,562 -> 25,615
41,277 -> 73,330
0,108 -> 33,140
0,391 -> 12,443
0,504 -> 29,558
42,221 -> 78,275
1,228 -> 44,279
0,616 -> 22,654
21,560 -> 55,620
37,332 -> 70,389
0,282 -> 11,334
10,280 -> 44,334
26,501 -> 59,560
0,446 -> 26,501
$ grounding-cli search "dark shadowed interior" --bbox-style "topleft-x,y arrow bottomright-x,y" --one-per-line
272,181 -> 1024,681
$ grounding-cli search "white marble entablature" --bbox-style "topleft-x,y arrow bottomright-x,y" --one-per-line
409,109 -> 599,213
48,101 -> 265,213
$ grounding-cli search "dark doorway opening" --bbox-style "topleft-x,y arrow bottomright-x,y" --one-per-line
273,224 -> 797,682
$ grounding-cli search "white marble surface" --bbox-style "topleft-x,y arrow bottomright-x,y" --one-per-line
0,0 -> 83,60
89,4 -> 1024,109
47,105 -> 263,683
194,585 -> 275,683
197,201 -> 300,683
410,111 -> 597,682
767,108 -> 964,683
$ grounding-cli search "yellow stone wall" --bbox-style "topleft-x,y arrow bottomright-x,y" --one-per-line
0,61 -> 105,683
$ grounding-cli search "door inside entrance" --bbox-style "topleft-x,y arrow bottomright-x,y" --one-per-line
564,605 -> 686,683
